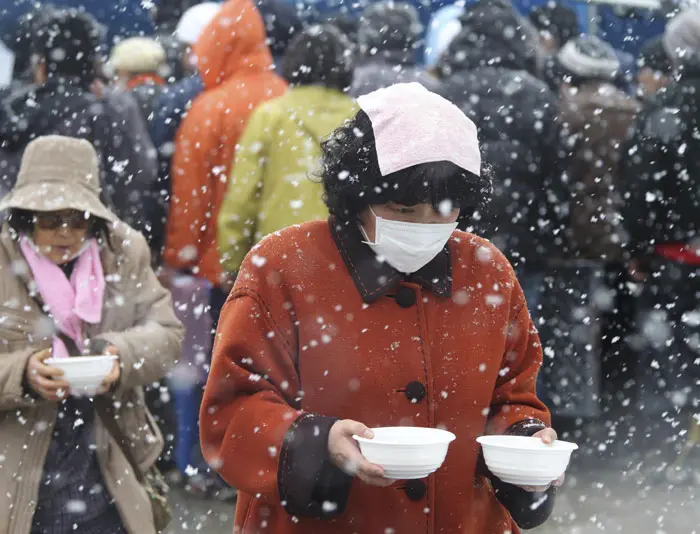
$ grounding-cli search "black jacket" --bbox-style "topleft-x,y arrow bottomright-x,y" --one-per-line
438,0 -> 568,270
620,68 -> 700,258
0,79 -> 156,235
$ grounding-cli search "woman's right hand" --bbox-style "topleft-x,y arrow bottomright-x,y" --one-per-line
25,349 -> 71,401
328,419 -> 394,487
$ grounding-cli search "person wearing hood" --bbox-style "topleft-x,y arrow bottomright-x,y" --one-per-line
201,82 -> 562,534
0,135 -> 182,534
162,0 -> 286,297
620,7 -> 700,415
437,0 -> 569,313
557,35 -> 640,264
218,24 -> 358,276
0,9 -> 156,239
349,2 -> 442,97
636,36 -> 673,100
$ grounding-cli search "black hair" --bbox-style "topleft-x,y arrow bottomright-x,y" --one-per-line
7,209 -> 113,249
32,8 -> 104,87
282,24 -> 355,91
638,36 -> 673,74
528,3 -> 580,48
320,110 -> 491,230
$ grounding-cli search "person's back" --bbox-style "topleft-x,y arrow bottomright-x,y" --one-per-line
0,9 -> 155,235
438,0 -> 568,272
556,37 -> 641,262
163,0 -> 287,288
350,2 -> 442,97
218,25 -> 358,274
622,15 -> 700,259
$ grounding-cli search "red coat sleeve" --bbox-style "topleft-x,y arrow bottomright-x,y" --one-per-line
200,276 -> 353,518
486,283 -> 551,436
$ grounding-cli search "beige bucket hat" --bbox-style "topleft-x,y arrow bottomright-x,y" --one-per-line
0,135 -> 117,222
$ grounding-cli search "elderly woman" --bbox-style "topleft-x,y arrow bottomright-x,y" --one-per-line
0,135 -> 183,534
201,83 -> 562,534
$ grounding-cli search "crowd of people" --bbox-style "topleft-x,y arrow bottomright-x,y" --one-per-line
0,0 -> 698,532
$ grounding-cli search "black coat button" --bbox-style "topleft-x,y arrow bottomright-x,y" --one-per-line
395,286 -> 416,308
404,381 -> 426,403
404,479 -> 426,501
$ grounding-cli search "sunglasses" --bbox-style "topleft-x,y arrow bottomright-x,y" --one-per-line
33,212 -> 91,231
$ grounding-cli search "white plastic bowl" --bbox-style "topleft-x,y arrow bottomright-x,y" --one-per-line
45,355 -> 118,396
477,435 -> 578,486
354,427 -> 456,479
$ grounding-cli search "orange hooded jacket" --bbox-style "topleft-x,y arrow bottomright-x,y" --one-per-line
163,0 -> 287,286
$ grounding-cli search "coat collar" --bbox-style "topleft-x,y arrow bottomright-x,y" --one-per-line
329,218 -> 452,303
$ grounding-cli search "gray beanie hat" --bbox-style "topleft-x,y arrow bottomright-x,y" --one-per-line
557,35 -> 620,81
663,7 -> 700,67
0,135 -> 116,222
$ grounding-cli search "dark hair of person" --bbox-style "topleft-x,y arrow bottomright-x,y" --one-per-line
7,209 -> 114,250
320,110 -> 491,231
528,4 -> 580,48
32,8 -> 104,87
637,36 -> 673,74
282,24 -> 355,92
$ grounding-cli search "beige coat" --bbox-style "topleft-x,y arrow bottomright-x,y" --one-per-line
0,222 -> 183,534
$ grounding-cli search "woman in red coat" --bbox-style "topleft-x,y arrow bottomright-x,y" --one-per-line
201,83 -> 563,534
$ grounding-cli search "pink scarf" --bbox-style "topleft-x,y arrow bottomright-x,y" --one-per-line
20,236 -> 105,359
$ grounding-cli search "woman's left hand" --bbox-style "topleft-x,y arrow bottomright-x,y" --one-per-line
99,345 -> 121,394
516,428 -> 566,492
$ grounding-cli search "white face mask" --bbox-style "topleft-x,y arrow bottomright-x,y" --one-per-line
361,208 -> 458,274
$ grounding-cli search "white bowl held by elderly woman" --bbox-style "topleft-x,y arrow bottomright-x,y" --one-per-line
477,435 -> 578,487
45,355 -> 118,396
354,427 -> 456,479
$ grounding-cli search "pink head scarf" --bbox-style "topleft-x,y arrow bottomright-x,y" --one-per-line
356,82 -> 482,177
19,236 -> 105,359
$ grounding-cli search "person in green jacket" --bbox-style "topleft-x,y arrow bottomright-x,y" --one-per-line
217,24 -> 358,275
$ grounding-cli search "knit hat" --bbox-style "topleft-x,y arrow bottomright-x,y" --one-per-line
0,136 -> 116,222
357,83 -> 481,178
557,35 -> 620,81
529,3 -> 580,47
109,37 -> 166,74
663,7 -> 700,67
638,36 -> 673,73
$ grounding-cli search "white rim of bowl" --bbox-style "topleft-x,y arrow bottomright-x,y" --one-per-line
476,436 -> 578,451
45,355 -> 118,365
354,428 -> 456,446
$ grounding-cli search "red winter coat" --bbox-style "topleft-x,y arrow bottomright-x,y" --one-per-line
201,219 -> 554,534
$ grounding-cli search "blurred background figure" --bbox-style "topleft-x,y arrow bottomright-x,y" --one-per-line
438,0 -> 568,312
0,8 -> 156,237
0,135 -> 182,534
621,7 -> 700,420
149,2 -> 224,260
636,35 -> 674,100
218,24 -> 357,276
529,2 -> 581,55
556,35 -> 641,421
350,1 -> 441,96
109,36 -> 168,121
256,0 -> 304,74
